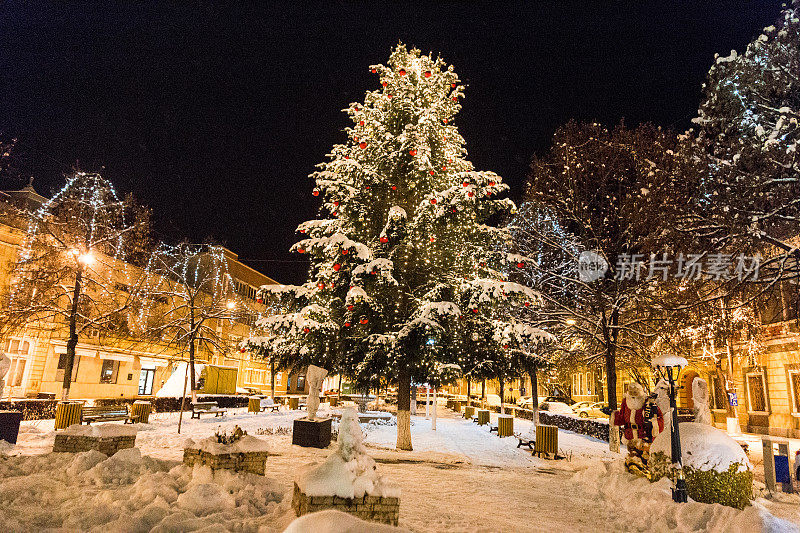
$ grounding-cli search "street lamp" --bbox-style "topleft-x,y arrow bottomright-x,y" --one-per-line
652,354 -> 689,503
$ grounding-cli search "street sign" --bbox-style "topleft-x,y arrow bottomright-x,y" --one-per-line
728,392 -> 738,406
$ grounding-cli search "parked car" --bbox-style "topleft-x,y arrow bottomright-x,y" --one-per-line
516,396 -> 546,409
538,401 -> 574,414
574,402 -> 608,419
571,401 -> 593,413
544,395 -> 575,406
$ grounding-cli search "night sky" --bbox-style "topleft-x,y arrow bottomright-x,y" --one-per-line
0,1 -> 781,284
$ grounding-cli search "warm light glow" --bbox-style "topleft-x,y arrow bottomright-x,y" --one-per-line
77,251 -> 94,265
226,300 -> 236,310
565,318 -> 576,325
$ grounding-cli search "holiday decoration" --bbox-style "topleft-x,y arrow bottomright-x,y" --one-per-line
359,142 -> 367,149
612,383 -> 664,475
333,263 -> 341,271
424,70 -> 431,78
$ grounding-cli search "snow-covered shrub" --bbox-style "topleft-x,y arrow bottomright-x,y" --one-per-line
539,411 -> 610,442
649,422 -> 753,509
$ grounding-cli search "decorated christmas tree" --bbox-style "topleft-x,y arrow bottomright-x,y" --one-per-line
248,44 -> 550,450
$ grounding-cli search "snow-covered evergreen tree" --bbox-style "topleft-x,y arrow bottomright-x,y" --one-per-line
248,45 -> 549,450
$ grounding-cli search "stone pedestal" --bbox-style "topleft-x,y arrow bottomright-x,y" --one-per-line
477,409 -> 490,425
498,414 -> 514,437
53,433 -> 136,455
131,401 -> 151,423
54,401 -> 83,430
292,482 -> 399,526
293,417 -> 332,448
183,447 -> 268,475
0,410 -> 23,444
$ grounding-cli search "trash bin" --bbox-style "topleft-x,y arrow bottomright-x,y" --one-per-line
131,400 -> 152,424
248,397 -> 261,413
288,397 -> 299,410
498,414 -> 514,437
54,401 -> 83,430
0,410 -> 23,444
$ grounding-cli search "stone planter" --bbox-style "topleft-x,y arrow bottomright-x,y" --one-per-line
0,410 -> 23,444
292,482 -> 399,526
53,427 -> 137,455
183,447 -> 268,475
293,417 -> 332,448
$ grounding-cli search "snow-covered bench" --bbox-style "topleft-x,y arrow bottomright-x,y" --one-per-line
191,401 -> 227,419
516,434 -> 535,450
82,405 -> 139,425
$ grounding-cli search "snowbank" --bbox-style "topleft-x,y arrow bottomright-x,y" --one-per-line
650,422 -> 751,473
62,423 -> 138,438
296,408 -> 399,499
651,354 -> 688,369
284,509 -> 408,533
574,460 -> 796,532
184,434 -> 269,455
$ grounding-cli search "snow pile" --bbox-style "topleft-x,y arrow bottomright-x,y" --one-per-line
284,509 -> 408,533
574,460 -> 796,532
650,422 -> 751,473
651,354 -> 688,369
0,446 -> 286,532
62,423 -> 138,437
184,434 -> 269,455
296,408 -> 399,499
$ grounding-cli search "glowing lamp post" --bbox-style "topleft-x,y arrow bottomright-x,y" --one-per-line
651,354 -> 688,503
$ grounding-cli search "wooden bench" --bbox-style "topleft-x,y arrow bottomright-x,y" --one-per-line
191,401 -> 227,419
516,434 -> 535,450
82,405 -> 139,425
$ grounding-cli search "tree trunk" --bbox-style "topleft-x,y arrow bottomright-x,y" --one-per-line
602,308 -> 619,411
529,366 -> 539,424
481,379 -> 486,408
61,268 -> 83,401
271,356 -> 276,400
396,364 -> 413,451
499,379 -> 505,415
188,305 -> 198,403
466,379 -> 471,406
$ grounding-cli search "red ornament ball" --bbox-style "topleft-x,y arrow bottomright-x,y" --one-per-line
303,327 -> 310,333
443,118 -> 448,124
344,322 -> 351,327
382,81 -> 387,87
333,263 -> 341,271
333,200 -> 339,206
317,283 -> 325,290
424,70 -> 431,78
442,166 -> 447,171
371,68 -> 377,73
468,191 -> 474,197
342,249 -> 349,255
524,302 -> 530,307
298,248 -> 306,254
380,236 -> 388,243
430,236 -> 436,242
347,304 -> 354,311
517,262 -> 525,269
429,170 -> 435,176
452,97 -> 457,101
240,347 -> 246,353
504,344 -> 509,350
472,308 -> 478,314
430,198 -> 437,205
391,185 -> 397,191
257,298 -> 263,304
462,181 -> 469,187
359,142 -> 367,149
312,188 -> 320,196
488,180 -> 496,186
387,94 -> 393,99
332,212 -> 338,217
359,120 -> 364,126
360,317 -> 369,325
399,68 -> 406,76
409,149 -> 417,156
451,83 -> 456,88
451,208 -> 457,213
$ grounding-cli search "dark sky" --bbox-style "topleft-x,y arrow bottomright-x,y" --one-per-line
0,1 -> 781,284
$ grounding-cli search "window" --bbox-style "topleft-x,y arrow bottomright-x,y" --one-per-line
138,368 -> 155,395
746,371 -> 768,413
788,368 -> 800,415
711,373 -> 728,410
297,374 -> 306,390
11,359 -> 25,386
56,354 -> 80,382
100,359 -> 120,384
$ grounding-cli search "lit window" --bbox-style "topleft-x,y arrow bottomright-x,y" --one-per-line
100,359 -> 120,384
788,369 -> 800,415
746,371 -> 768,413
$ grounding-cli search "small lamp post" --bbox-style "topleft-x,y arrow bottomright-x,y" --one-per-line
652,354 -> 688,503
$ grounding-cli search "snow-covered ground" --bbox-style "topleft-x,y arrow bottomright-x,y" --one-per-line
2,403 -> 799,532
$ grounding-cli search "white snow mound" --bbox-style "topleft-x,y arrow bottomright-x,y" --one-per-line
284,509 -> 408,533
62,423 -> 138,437
651,422 -> 752,473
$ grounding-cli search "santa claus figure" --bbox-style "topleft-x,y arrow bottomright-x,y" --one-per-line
612,382 -> 664,474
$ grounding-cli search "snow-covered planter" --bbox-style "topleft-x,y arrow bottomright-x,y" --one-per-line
293,408 -> 400,526
53,424 -> 137,456
183,432 -> 270,476
648,422 -> 753,509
